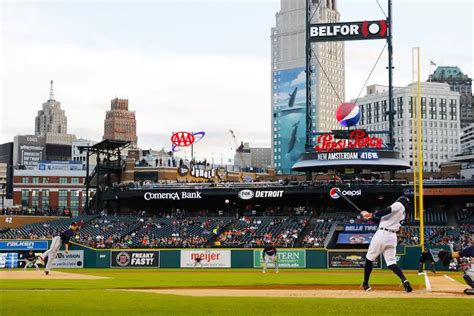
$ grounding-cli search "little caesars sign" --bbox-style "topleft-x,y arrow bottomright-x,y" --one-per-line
144,191 -> 202,201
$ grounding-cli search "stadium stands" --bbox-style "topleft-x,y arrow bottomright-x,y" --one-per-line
216,216 -> 309,248
0,212 -> 471,250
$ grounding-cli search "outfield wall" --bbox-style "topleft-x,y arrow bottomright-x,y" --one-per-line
0,239 -> 452,270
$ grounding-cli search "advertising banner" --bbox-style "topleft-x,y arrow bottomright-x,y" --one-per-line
0,241 -> 48,250
336,233 -> 374,244
50,250 -> 84,268
272,67 -> 307,173
253,249 -> 306,268
111,251 -> 160,268
309,20 -> 388,42
180,250 -> 231,268
328,251 -> 381,268
343,224 -> 378,232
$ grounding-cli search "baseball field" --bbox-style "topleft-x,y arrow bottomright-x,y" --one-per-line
0,268 -> 472,315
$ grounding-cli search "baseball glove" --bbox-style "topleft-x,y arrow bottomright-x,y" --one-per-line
438,250 -> 453,266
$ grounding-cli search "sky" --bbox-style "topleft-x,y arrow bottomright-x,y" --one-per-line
1,0 -> 472,162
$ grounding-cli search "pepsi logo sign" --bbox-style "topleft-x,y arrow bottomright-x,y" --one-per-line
336,103 -> 360,127
330,187 -> 362,199
329,187 -> 341,199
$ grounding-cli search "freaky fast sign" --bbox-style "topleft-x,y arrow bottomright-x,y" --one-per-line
310,20 -> 388,42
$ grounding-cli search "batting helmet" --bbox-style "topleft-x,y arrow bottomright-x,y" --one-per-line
396,196 -> 410,208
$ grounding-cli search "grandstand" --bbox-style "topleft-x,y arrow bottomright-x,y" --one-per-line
1,210 -> 471,250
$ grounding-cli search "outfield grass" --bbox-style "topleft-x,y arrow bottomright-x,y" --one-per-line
1,269 -> 472,316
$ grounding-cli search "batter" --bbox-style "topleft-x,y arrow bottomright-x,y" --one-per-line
360,196 -> 413,292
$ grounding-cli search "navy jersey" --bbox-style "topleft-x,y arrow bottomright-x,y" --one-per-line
459,246 -> 474,258
263,246 -> 277,258
60,229 -> 75,244
26,254 -> 37,261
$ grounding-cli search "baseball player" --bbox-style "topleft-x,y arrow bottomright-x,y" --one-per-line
438,245 -> 474,295
360,196 -> 413,292
193,257 -> 203,269
418,249 -> 436,274
262,243 -> 278,273
38,222 -> 79,275
23,250 -> 40,271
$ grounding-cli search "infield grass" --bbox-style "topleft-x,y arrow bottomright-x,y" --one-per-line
1,269 -> 472,316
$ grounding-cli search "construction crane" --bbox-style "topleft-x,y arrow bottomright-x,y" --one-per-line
229,130 -> 246,168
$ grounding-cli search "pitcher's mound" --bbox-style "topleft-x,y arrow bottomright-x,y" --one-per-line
0,270 -> 108,280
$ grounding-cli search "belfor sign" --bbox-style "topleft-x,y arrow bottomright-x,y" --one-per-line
310,20 -> 388,42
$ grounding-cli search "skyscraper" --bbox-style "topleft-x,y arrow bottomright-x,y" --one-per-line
35,81 -> 76,145
355,83 -> 461,172
429,66 -> 473,128
271,0 -> 345,173
103,98 -> 138,147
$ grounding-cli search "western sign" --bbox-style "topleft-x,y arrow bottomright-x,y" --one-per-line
310,20 -> 388,42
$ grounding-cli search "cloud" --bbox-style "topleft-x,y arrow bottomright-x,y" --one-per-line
290,70 -> 306,86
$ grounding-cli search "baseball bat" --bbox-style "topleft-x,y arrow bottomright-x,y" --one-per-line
335,189 -> 363,213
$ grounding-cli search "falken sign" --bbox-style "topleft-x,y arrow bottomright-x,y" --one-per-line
310,20 -> 388,42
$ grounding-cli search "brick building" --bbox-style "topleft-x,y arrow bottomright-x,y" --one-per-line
103,98 -> 138,148
12,169 -> 92,215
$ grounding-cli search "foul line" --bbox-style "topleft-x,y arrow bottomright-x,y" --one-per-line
443,274 -> 456,282
424,272 -> 432,292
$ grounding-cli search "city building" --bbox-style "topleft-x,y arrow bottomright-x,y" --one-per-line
72,138 -> 98,173
103,98 -> 138,148
430,66 -> 473,128
12,168 -> 89,215
234,143 -> 272,169
460,123 -> 474,154
271,0 -> 345,173
34,81 -> 76,145
0,163 -> 7,208
0,142 -> 13,202
354,83 -> 461,172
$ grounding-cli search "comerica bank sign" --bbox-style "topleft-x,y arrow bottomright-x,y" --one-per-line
144,192 -> 202,201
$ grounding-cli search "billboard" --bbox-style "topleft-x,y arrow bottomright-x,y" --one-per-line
50,250 -> 84,268
336,233 -> 374,245
38,160 -> 83,171
328,251 -> 381,268
310,20 -> 388,42
111,251 -> 160,268
14,135 -> 46,169
0,240 -> 48,250
180,250 -> 231,268
253,250 -> 305,268
273,67 -> 307,173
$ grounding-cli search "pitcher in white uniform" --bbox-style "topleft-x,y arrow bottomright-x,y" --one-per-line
360,196 -> 413,293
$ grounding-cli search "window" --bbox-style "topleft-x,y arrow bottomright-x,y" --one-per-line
70,190 -> 79,211
43,177 -> 49,183
429,98 -> 437,119
58,190 -> 68,209
42,190 -> 49,209
32,177 -> 39,184
32,190 -> 39,208
59,177 -> 68,184
409,97 -> 415,118
71,178 -> 79,184
449,99 -> 457,120
440,99 -> 447,120
21,190 -> 29,207
421,97 -> 426,119
22,177 -> 29,184
397,97 -> 403,119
